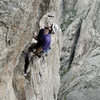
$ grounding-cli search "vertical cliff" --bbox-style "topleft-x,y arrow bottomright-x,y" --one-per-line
0,0 -> 62,100
1,0 -> 100,100
59,0 -> 100,100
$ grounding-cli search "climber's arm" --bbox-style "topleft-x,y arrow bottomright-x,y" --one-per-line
33,31 -> 38,40
34,46 -> 43,54
33,29 -> 44,41
33,35 -> 38,40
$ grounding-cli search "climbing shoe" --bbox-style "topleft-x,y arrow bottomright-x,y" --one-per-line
24,72 -> 27,77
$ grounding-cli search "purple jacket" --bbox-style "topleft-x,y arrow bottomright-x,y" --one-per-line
37,28 -> 51,52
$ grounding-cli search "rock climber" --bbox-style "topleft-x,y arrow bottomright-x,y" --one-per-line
32,23 -> 52,55
23,23 -> 53,76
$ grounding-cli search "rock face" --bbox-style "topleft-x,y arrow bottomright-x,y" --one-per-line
0,0 -> 62,100
1,0 -> 100,100
58,0 -> 100,100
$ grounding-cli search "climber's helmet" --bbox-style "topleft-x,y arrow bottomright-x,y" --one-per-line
44,23 -> 58,34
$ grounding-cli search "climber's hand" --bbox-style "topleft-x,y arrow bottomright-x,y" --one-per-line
33,32 -> 38,40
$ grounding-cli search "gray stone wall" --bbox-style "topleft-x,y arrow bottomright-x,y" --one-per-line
59,0 -> 100,100
0,0 -> 62,100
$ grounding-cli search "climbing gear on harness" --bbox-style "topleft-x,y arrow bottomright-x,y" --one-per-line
28,52 -> 34,61
22,51 -> 29,57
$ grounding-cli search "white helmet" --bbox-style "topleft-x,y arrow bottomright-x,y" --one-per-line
52,23 -> 58,33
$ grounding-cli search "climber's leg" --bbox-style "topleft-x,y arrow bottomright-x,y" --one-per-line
24,56 -> 29,76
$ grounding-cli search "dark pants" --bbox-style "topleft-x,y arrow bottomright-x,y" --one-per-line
24,43 -> 40,73
24,56 -> 29,73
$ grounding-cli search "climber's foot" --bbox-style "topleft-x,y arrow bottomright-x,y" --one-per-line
24,71 -> 27,77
